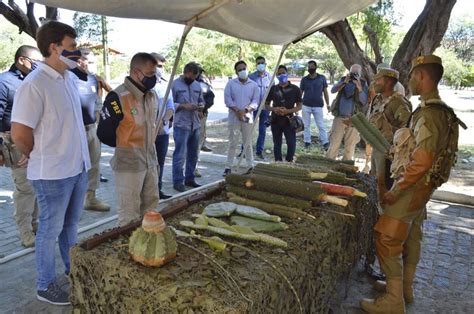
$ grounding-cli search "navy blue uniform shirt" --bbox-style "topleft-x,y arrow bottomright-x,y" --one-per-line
0,64 -> 26,132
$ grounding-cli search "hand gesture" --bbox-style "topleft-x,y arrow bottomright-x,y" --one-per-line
354,79 -> 362,92
17,154 -> 29,168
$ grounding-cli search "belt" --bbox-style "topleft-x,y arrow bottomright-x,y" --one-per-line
85,123 -> 96,131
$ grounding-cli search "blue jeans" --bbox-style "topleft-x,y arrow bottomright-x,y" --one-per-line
155,134 -> 169,190
271,123 -> 296,162
253,109 -> 269,154
31,169 -> 87,290
302,105 -> 329,145
172,127 -> 200,185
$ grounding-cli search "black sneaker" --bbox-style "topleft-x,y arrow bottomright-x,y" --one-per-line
304,142 -> 311,149
173,184 -> 186,192
323,142 -> 330,151
37,283 -> 70,306
159,191 -> 172,199
256,153 -> 266,161
99,174 -> 108,183
223,168 -> 232,176
185,180 -> 201,188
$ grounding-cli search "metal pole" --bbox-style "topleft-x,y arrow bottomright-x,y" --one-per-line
101,15 -> 110,82
236,43 -> 289,170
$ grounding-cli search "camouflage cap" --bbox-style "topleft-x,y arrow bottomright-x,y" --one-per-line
374,67 -> 399,81
410,54 -> 443,73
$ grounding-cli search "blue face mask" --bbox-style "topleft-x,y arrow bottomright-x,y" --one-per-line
30,61 -> 38,71
277,74 -> 288,83
61,49 -> 82,61
256,63 -> 266,72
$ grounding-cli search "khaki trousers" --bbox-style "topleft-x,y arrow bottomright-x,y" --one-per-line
115,167 -> 159,226
375,182 -> 434,278
11,167 -> 39,232
226,121 -> 254,169
86,124 -> 101,192
199,115 -> 208,150
325,116 -> 360,160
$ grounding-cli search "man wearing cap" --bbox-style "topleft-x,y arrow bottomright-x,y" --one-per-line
367,67 -> 411,203
361,55 -> 465,313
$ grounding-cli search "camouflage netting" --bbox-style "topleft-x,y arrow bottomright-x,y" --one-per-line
70,173 -> 378,313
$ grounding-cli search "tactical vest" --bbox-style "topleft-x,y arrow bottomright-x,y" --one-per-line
368,94 -> 412,144
111,83 -> 159,172
391,99 -> 466,187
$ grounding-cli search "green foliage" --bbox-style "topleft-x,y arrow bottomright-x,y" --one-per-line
164,29 -> 279,77
95,56 -> 129,80
73,12 -> 103,44
436,47 -> 471,88
348,0 -> 400,63
0,18 -> 36,71
442,15 -> 474,64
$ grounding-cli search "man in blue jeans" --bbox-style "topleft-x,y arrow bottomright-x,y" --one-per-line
300,60 -> 330,150
248,56 -> 273,159
11,21 -> 90,306
171,62 -> 205,192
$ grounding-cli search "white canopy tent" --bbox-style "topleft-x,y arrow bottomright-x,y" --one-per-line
33,0 -> 376,169
33,0 -> 375,45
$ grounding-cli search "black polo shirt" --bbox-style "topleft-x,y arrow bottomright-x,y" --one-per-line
266,82 -> 302,126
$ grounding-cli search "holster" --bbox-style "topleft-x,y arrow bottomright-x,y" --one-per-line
0,132 -> 22,168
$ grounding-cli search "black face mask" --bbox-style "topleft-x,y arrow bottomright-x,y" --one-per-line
308,68 -> 316,74
184,77 -> 194,85
141,74 -> 157,90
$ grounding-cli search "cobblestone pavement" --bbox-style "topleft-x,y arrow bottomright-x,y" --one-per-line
0,147 -> 473,313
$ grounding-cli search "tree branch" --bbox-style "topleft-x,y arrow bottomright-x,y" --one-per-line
363,24 -> 383,65
391,0 -> 457,87
0,1 -> 35,37
26,1 -> 39,36
319,19 -> 376,82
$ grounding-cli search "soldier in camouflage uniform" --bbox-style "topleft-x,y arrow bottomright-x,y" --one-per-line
367,68 -> 411,203
361,55 -> 466,313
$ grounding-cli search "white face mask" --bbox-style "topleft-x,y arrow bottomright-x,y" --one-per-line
238,69 -> 248,80
59,55 -> 78,69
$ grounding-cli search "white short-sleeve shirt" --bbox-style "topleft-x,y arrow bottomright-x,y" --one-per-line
11,62 -> 91,180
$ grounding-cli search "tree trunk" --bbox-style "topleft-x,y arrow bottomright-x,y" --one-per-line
363,24 -> 383,65
391,0 -> 457,88
319,19 -> 376,83
0,1 -> 59,39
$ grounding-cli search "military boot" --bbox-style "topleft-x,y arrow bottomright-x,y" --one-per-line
84,191 -> 110,212
361,277 -> 405,313
19,228 -> 36,248
372,265 -> 416,304
402,264 -> 416,303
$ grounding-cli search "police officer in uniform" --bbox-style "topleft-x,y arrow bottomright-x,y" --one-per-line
367,68 -> 411,203
361,55 -> 466,313
97,53 -> 160,226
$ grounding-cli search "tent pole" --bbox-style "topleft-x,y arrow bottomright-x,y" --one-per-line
154,0 -> 232,138
236,43 -> 289,170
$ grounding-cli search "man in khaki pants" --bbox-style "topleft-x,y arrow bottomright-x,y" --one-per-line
97,53 -> 160,226
0,45 -> 42,247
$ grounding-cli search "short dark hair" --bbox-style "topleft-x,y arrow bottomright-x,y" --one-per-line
278,65 -> 288,72
184,62 -> 200,75
418,63 -> 444,84
256,56 -> 265,63
130,52 -> 158,70
308,60 -> 317,67
36,21 -> 77,57
14,45 -> 39,62
234,60 -> 247,70
150,52 -> 166,63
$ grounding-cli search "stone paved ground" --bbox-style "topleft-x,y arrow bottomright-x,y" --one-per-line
0,147 -> 473,313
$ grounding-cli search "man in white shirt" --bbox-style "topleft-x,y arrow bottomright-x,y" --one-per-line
11,21 -> 90,306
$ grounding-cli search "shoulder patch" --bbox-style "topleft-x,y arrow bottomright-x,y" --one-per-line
111,100 -> 122,114
414,116 -> 432,145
